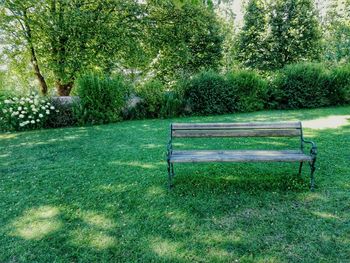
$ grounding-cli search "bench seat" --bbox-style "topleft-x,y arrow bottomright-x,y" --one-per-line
169,150 -> 312,163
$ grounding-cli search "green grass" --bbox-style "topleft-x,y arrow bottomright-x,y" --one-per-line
1,106 -> 350,262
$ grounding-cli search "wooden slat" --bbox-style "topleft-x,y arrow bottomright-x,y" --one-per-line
172,150 -> 303,155
172,129 -> 301,138
169,150 -> 311,163
172,122 -> 301,130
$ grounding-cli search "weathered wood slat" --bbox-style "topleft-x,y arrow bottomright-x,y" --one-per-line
172,150 -> 303,155
169,150 -> 311,163
172,122 -> 301,130
172,129 -> 301,138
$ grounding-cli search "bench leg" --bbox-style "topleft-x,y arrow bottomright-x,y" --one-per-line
171,163 -> 175,177
167,160 -> 173,189
298,162 -> 303,175
309,159 -> 316,191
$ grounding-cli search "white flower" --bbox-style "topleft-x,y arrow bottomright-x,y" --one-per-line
19,123 -> 25,127
55,110 -> 59,113
29,115 -> 33,119
35,95 -> 39,99
41,100 -> 45,103
20,101 -> 25,105
50,106 -> 55,110
25,98 -> 30,102
32,108 -> 37,112
13,97 -> 18,101
18,106 -> 22,111
41,106 -> 46,110
29,100 -> 33,103
39,114 -> 43,118
21,111 -> 26,114
2,109 -> 7,113
19,114 -> 24,118
36,119 -> 40,122
9,108 -> 13,112
45,105 -> 49,109
4,99 -> 12,104
14,111 -> 19,115
46,110 -> 50,115
31,120 -> 35,124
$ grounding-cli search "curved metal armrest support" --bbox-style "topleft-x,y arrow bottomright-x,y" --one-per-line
302,139 -> 317,158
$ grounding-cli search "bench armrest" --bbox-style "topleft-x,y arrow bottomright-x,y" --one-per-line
302,139 -> 317,158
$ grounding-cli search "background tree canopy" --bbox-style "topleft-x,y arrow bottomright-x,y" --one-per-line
0,0 -> 349,95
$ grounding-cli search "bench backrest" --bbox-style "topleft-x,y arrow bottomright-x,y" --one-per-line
171,122 -> 302,138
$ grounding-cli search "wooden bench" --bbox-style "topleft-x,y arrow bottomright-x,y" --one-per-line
166,122 -> 317,190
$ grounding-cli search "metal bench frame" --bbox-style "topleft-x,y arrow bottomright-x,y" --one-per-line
166,121 -> 317,190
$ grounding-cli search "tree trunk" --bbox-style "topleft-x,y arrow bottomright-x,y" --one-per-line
22,9 -> 49,95
30,49 -> 49,95
56,81 -> 73,96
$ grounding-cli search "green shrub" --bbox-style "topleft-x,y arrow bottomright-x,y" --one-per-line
75,73 -> 130,124
327,64 -> 350,105
135,80 -> 165,119
0,93 -> 56,131
183,70 -> 235,115
183,70 -> 267,115
274,63 -> 329,109
160,90 -> 184,118
123,80 -> 184,120
225,70 -> 267,112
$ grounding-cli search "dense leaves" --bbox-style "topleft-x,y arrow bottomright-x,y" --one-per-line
145,1 -> 223,82
75,73 -> 131,124
235,0 -> 268,69
236,0 -> 321,70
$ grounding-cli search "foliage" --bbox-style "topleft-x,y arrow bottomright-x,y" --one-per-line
75,73 -> 130,125
145,1 -> 224,82
160,89 -> 184,118
183,70 -> 235,115
124,80 -> 184,119
274,63 -> 329,109
236,0 -> 322,70
0,0 -> 145,95
1,106 -> 350,262
0,92 -> 57,131
226,70 -> 267,112
235,0 -> 268,69
183,69 -> 267,116
327,64 -> 350,105
323,0 -> 350,63
266,0 -> 322,69
134,80 -> 165,119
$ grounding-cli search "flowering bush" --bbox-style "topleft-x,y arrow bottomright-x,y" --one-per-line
0,92 -> 58,131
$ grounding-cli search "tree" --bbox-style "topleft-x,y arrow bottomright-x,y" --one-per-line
235,0 -> 268,69
0,0 -> 49,94
323,0 -> 350,63
0,0 -> 145,96
267,0 -> 322,69
145,0 -> 223,82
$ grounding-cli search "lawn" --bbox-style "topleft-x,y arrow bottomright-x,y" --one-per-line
0,106 -> 349,262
